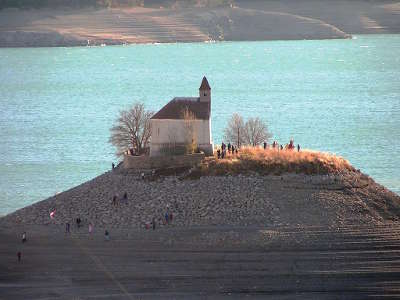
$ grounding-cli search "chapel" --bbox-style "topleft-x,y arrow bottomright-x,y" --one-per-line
149,77 -> 213,156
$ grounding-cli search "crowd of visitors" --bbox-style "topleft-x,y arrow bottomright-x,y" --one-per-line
216,138 -> 301,159
216,142 -> 238,159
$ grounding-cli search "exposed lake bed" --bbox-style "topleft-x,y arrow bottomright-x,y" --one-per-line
2,157 -> 400,298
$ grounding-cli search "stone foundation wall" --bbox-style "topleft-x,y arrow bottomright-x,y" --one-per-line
198,143 -> 214,156
123,152 -> 205,170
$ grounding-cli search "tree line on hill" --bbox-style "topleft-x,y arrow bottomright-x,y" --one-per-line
0,0 -> 234,10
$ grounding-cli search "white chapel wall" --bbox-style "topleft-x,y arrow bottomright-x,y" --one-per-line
150,119 -> 212,156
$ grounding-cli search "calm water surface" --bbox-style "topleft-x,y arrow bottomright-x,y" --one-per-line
0,35 -> 399,215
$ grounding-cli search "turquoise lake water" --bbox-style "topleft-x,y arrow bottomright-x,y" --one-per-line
0,34 -> 399,215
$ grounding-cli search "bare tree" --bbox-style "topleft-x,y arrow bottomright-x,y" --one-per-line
109,102 -> 153,156
182,107 -> 197,154
243,117 -> 272,146
224,113 -> 245,147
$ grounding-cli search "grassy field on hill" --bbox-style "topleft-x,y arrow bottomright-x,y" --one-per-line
187,147 -> 355,178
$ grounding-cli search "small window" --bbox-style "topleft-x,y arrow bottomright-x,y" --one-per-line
157,127 -> 160,136
204,92 -> 207,96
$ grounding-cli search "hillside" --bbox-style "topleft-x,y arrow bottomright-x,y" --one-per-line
2,150 -> 400,298
1,149 -> 399,229
0,0 -> 399,46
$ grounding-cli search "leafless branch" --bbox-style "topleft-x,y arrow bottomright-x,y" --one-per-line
224,113 -> 272,147
243,117 -> 272,146
182,106 -> 197,153
109,102 -> 153,156
223,113 -> 245,147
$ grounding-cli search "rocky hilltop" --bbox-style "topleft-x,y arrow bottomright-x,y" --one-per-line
1,149 -> 400,299
1,161 -> 399,229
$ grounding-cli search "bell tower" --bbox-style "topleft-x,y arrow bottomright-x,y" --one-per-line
199,76 -> 211,103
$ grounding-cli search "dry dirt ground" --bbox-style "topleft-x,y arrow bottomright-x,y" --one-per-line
1,224 -> 400,299
1,168 -> 400,299
0,0 -> 399,46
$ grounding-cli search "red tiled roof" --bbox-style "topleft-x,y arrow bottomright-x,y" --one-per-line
199,76 -> 211,90
151,97 -> 210,120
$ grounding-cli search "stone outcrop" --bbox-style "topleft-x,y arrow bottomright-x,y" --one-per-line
123,153 -> 205,170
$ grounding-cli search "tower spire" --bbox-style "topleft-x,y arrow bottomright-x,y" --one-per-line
199,76 -> 211,102
199,76 -> 211,90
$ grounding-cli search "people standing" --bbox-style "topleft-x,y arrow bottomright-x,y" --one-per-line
288,139 -> 294,150
22,232 -> 27,243
65,222 -> 70,234
152,217 -> 156,230
165,211 -> 169,225
88,223 -> 93,234
104,230 -> 110,241
297,144 -> 300,152
263,142 -> 267,150
76,217 -> 81,229
221,142 -> 227,157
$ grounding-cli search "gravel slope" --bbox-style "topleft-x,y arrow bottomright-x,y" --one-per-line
1,169 -> 399,229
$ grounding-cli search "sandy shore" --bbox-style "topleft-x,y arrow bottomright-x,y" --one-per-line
0,0 -> 399,47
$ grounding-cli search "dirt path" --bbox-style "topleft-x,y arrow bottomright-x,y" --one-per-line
1,224 -> 400,299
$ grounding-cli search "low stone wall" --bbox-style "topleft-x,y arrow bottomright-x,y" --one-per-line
123,152 -> 205,170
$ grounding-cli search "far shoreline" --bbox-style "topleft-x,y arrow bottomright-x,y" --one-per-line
0,34 -> 359,49
4,0 -> 400,48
